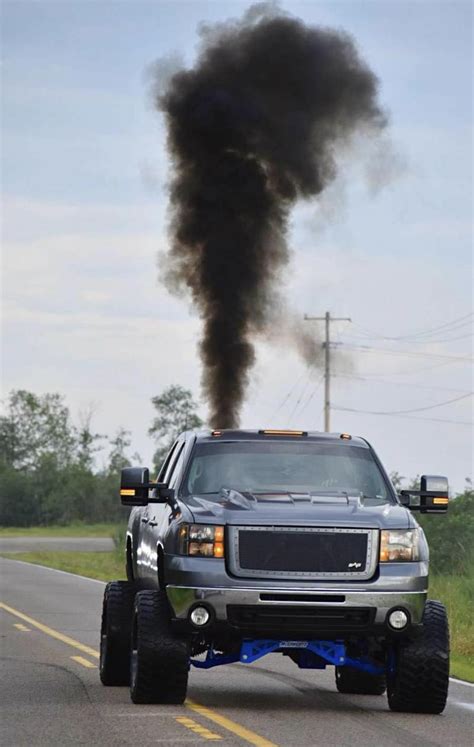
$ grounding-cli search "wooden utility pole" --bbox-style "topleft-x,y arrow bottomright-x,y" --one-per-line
304,312 -> 351,432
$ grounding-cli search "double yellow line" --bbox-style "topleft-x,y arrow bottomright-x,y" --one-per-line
0,601 -> 277,747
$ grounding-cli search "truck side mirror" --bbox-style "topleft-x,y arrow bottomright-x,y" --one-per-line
120,467 -> 150,506
120,467 -> 175,506
400,474 -> 449,513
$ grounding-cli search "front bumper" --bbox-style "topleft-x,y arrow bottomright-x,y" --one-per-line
167,585 -> 426,629
164,556 -> 428,636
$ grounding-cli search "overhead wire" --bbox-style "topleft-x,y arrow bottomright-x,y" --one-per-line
349,312 -> 473,342
340,344 -> 472,362
334,391 -> 472,416
333,407 -> 473,427
333,373 -> 471,395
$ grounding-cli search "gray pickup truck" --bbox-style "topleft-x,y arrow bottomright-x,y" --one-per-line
100,428 -> 450,713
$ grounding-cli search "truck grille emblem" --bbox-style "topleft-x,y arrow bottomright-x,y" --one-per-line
348,562 -> 362,568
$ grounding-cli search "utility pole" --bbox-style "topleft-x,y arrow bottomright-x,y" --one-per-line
304,312 -> 351,432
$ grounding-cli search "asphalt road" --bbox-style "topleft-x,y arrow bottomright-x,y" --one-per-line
1,557 -> 473,747
0,537 -> 115,552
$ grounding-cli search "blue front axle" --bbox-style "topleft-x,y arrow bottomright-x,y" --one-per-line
191,639 -> 385,675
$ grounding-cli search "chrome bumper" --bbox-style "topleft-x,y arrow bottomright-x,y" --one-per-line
166,585 -> 427,625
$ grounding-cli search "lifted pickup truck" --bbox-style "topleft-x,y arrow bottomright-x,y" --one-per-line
100,429 -> 450,712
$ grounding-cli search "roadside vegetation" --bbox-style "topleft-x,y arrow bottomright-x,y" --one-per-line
0,522 -> 118,537
0,387 -> 201,527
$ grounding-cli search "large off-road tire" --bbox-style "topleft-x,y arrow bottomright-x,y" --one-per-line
387,600 -> 449,714
130,590 -> 190,704
100,580 -> 136,686
335,666 -> 386,695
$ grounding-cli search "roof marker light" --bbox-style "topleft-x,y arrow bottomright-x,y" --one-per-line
340,433 -> 352,440
260,429 -> 307,436
212,430 -> 222,437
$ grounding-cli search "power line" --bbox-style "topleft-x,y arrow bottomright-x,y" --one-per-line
340,344 -> 473,362
333,407 -> 472,427
333,373 -> 471,395
343,328 -> 473,345
350,312 -> 473,342
335,391 -> 472,416
269,371 -> 307,421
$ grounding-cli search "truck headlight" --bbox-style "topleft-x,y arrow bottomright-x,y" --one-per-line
178,524 -> 225,558
380,529 -> 421,562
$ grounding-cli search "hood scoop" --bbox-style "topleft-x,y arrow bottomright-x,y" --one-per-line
217,488 -> 362,509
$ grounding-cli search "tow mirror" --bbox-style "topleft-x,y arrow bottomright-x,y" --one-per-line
400,475 -> 449,513
120,467 -> 174,506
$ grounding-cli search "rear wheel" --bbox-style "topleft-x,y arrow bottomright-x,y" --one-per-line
387,600 -> 449,714
100,580 -> 136,686
130,590 -> 190,704
335,666 -> 386,695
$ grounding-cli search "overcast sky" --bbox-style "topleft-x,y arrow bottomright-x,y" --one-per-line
2,0 -> 472,492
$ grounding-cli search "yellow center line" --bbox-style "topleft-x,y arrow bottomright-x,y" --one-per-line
13,622 -> 31,631
71,655 -> 97,669
186,699 -> 277,747
0,601 -> 279,747
0,601 -> 99,659
175,716 -> 222,741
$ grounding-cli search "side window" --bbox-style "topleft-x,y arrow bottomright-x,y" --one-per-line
167,443 -> 186,489
157,441 -> 179,483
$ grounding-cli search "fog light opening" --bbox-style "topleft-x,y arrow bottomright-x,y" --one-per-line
190,606 -> 211,627
388,608 -> 409,630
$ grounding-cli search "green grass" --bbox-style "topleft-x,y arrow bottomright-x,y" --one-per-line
429,571 -> 474,681
0,551 -> 125,581
0,523 -> 117,538
2,551 -> 472,682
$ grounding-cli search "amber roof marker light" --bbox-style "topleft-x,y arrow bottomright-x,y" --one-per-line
259,429 -> 307,436
340,433 -> 352,440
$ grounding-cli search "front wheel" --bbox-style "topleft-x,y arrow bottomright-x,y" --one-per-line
130,590 -> 190,704
387,600 -> 449,714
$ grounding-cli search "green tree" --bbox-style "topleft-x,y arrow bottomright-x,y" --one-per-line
0,390 -> 75,470
149,385 -> 203,473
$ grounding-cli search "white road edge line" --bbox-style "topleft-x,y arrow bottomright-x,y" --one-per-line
450,678 -> 474,689
0,556 -> 105,585
2,556 -> 473,691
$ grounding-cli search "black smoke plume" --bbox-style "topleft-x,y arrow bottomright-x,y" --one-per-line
156,5 -> 386,427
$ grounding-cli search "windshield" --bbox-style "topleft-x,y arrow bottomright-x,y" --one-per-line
182,441 -> 392,503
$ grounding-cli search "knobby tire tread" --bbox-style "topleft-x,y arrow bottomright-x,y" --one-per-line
100,580 -> 136,686
130,590 -> 189,704
387,599 -> 449,714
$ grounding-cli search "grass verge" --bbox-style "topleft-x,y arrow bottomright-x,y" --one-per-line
0,523 -> 118,538
1,551 -> 472,682
1,551 -> 124,581
429,571 -> 474,682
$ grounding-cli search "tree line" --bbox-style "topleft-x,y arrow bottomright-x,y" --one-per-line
0,387 -> 201,527
0,387 -> 472,575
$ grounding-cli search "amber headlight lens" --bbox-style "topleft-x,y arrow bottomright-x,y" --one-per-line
380,529 -> 420,562
179,525 -> 225,558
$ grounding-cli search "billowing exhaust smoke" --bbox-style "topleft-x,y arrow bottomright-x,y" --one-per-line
155,4 -> 386,427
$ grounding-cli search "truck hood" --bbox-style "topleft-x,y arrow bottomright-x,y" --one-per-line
184,489 -> 412,529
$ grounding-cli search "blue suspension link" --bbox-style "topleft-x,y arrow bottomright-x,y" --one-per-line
191,639 -> 385,674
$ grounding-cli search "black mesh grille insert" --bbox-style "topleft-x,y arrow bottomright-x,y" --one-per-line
237,529 -> 368,575
227,605 -> 374,633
